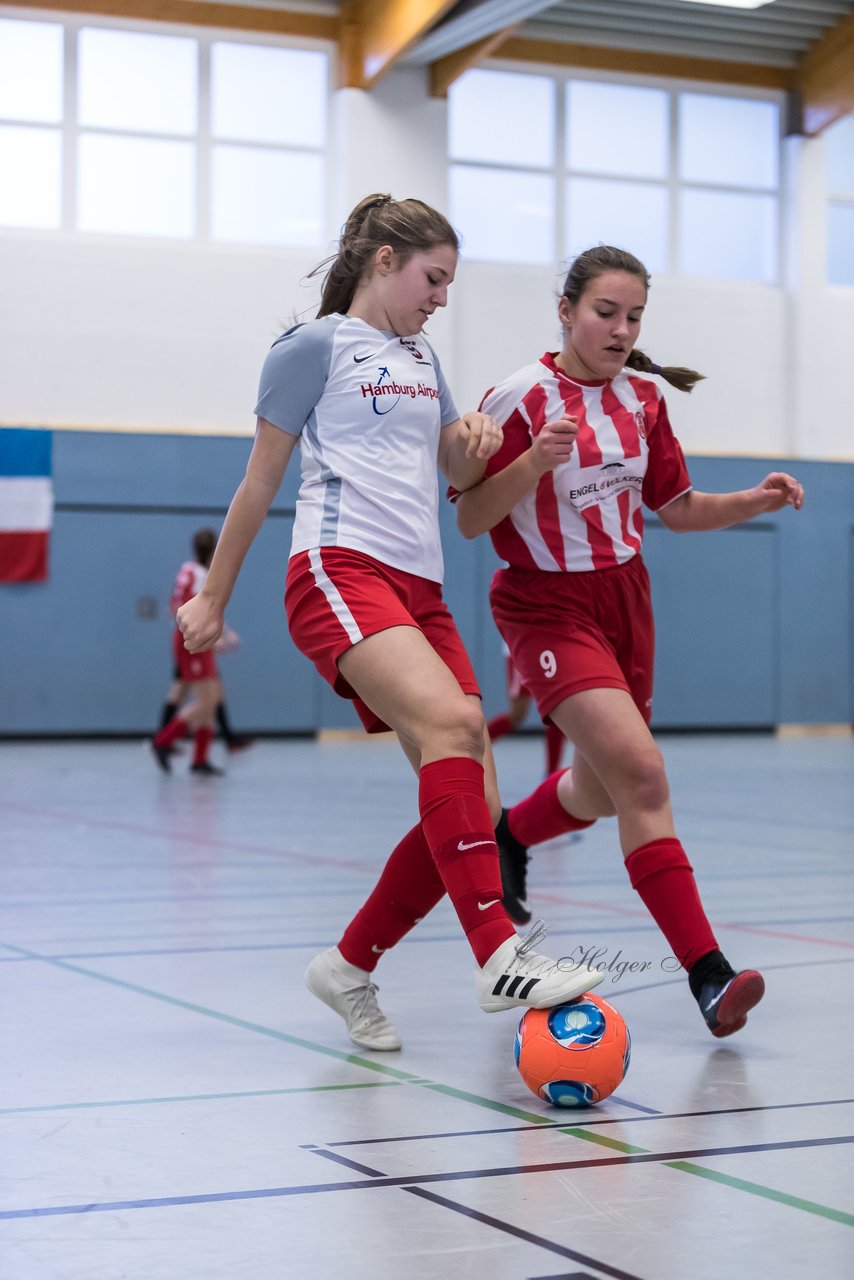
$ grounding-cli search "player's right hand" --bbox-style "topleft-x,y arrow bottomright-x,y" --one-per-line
176,593 -> 224,653
530,414 -> 579,473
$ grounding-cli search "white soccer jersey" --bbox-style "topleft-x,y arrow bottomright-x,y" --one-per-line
254,315 -> 459,583
479,353 -> 692,572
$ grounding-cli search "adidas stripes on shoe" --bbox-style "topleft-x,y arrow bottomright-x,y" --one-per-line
476,920 -> 603,1013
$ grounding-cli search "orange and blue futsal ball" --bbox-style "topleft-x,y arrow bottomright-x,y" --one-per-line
514,992 -> 631,1107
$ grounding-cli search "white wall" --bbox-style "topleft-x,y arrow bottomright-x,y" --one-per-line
0,56 -> 851,458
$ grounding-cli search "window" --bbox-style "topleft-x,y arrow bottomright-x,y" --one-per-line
0,17 -> 63,229
449,68 -> 556,264
0,14 -> 329,247
449,67 -> 781,282
826,114 -> 854,287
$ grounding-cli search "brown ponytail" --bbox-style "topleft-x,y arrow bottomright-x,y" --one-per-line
624,348 -> 705,394
312,194 -> 459,318
561,245 -> 705,393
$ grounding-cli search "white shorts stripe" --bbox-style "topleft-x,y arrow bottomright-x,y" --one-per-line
307,548 -> 364,645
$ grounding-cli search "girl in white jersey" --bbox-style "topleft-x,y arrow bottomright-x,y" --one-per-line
455,245 -> 804,1038
176,195 -> 601,1051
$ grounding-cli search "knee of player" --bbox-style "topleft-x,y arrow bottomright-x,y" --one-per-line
623,749 -> 670,811
442,700 -> 488,759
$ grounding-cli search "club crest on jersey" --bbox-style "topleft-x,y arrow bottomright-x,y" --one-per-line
400,337 -> 431,366
634,409 -> 647,439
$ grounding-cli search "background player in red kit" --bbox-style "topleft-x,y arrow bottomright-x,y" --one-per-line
455,244 -> 804,1038
152,527 -> 230,776
155,528 -> 253,760
175,194 -> 601,1052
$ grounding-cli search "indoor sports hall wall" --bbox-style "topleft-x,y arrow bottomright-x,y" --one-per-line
0,63 -> 852,460
1,33 -> 852,737
0,428 -> 851,736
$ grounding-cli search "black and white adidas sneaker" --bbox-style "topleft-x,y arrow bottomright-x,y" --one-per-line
476,920 -> 603,1013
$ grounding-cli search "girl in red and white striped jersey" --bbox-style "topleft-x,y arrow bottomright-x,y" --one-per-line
455,244 -> 804,1038
175,195 -> 603,1052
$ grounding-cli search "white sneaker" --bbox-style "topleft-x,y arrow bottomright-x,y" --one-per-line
476,921 -> 603,1013
305,947 -> 402,1051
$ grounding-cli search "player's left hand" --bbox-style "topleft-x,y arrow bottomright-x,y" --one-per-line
460,412 -> 504,460
750,472 -> 804,513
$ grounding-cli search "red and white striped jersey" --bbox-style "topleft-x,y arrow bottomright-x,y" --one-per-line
170,560 -> 208,617
479,353 -> 692,572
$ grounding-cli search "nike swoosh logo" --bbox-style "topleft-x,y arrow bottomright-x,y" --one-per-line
371,945 -> 386,954
477,899 -> 500,911
703,978 -> 733,1013
457,839 -> 496,852
353,353 -> 374,363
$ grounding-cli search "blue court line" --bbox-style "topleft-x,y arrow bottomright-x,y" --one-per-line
2,1135 -> 852,1223
3,926 -> 850,962
323,1096 -> 854,1149
5,938 -> 853,1230
0,933 -> 461,963
404,1186 -> 644,1280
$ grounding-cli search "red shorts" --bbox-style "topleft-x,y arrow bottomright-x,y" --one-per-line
172,628 -> 219,682
490,555 -> 654,724
285,547 -> 481,734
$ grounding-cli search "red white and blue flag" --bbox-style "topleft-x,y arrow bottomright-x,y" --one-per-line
0,428 -> 53,583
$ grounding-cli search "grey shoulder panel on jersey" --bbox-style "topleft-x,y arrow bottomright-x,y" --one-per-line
253,314 -> 343,436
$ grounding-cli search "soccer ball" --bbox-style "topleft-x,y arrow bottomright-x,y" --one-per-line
514,993 -> 631,1108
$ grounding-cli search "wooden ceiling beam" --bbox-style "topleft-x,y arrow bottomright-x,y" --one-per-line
338,0 -> 457,91
429,26 -> 517,99
9,0 -> 336,40
493,35 -> 794,92
795,8 -> 854,136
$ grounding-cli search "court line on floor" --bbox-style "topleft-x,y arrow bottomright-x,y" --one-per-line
533,892 -> 854,951
4,924 -> 853,966
6,940 -> 852,1228
0,1081 -> 408,1116
323,1096 -> 854,1149
307,1146 -> 644,1278
563,1128 -> 854,1225
407,1187 -> 644,1279
2,1136 -> 851,1223
0,941 -> 550,1124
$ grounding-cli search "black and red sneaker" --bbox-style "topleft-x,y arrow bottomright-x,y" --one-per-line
695,966 -> 765,1038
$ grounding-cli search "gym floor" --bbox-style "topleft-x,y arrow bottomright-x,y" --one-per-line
2,732 -> 852,1279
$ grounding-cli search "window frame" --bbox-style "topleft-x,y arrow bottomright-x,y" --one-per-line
0,9 -> 333,249
449,60 -> 785,284
825,114 -> 854,289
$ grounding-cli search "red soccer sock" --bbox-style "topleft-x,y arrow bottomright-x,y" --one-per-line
192,727 -> 213,767
419,757 -> 515,967
338,824 -> 446,972
506,769 -> 594,846
545,723 -> 565,775
154,716 -> 189,750
487,713 -> 513,741
625,837 -> 718,971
